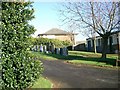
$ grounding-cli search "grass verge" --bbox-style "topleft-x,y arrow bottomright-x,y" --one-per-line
31,51 -> 119,68
30,51 -> 69,60
68,51 -> 118,68
67,60 -> 114,67
68,51 -> 118,59
30,76 -> 52,88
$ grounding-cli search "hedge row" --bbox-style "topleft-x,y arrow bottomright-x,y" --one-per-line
30,37 -> 72,48
1,2 -> 43,89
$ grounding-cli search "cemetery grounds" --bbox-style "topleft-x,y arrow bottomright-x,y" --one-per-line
30,50 -> 119,88
31,51 -> 119,68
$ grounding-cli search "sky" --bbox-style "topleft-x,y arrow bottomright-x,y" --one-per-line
29,2 -> 87,41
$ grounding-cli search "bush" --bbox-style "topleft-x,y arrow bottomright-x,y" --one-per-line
33,37 -> 72,48
1,2 -> 43,89
2,52 -> 43,89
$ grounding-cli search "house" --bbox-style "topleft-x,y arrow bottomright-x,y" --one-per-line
38,28 -> 78,45
86,31 -> 120,53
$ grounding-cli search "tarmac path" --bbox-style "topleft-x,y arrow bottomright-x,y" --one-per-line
41,60 -> 119,88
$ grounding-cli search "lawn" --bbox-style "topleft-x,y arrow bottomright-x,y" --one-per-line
68,51 -> 118,67
31,51 -> 119,67
69,51 -> 118,59
30,51 -> 72,60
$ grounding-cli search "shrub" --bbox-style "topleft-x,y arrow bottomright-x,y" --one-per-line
2,52 -> 43,89
1,2 -> 43,89
62,40 -> 72,47
33,37 -> 72,48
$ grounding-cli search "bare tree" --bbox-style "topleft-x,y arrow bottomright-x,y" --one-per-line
80,27 -> 97,53
67,23 -> 78,45
59,2 -> 119,59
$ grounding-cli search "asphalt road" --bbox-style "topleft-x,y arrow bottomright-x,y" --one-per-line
41,60 -> 119,88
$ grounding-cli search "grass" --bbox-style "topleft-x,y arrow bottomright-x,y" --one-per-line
68,60 -> 113,67
30,51 -> 58,60
30,76 -> 52,88
69,51 -> 118,59
68,51 -> 118,67
30,51 -> 71,60
31,51 -> 119,68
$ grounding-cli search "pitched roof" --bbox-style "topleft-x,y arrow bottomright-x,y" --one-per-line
38,28 -> 78,36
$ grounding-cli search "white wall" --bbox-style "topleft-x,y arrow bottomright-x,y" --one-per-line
96,37 -> 102,46
112,32 -> 120,45
112,34 -> 117,45
42,35 -> 55,39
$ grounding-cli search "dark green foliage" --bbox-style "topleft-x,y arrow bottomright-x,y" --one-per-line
33,37 -> 72,48
2,52 -> 43,89
62,40 -> 72,47
1,2 -> 43,89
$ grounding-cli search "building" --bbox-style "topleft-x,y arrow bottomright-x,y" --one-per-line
86,31 -> 120,53
74,41 -> 86,51
38,28 -> 78,45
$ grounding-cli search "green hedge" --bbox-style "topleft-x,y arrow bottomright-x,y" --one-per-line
32,37 -> 72,48
1,2 -> 43,89
2,52 -> 43,89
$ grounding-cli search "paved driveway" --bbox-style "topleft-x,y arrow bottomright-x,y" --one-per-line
41,60 -> 119,88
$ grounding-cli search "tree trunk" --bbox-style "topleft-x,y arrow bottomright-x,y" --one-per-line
101,37 -> 108,59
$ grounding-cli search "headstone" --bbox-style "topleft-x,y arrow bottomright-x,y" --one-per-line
38,45 -> 40,51
49,45 -> 52,52
55,48 -> 60,54
43,45 -> 47,53
63,47 -> 65,56
51,43 -> 55,54
63,47 -> 68,56
40,44 -> 43,52
60,47 -> 68,56
55,48 -> 57,54
46,43 -> 50,52
60,48 -> 63,55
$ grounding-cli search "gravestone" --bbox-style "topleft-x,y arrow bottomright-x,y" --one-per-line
43,45 -> 47,53
63,47 -> 68,56
40,44 -> 43,52
46,43 -> 51,52
51,43 -> 55,54
49,45 -> 52,53
60,47 -> 68,56
60,48 -> 63,55
55,48 -> 60,54
55,48 -> 57,54
35,45 -> 38,52
37,45 -> 40,51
